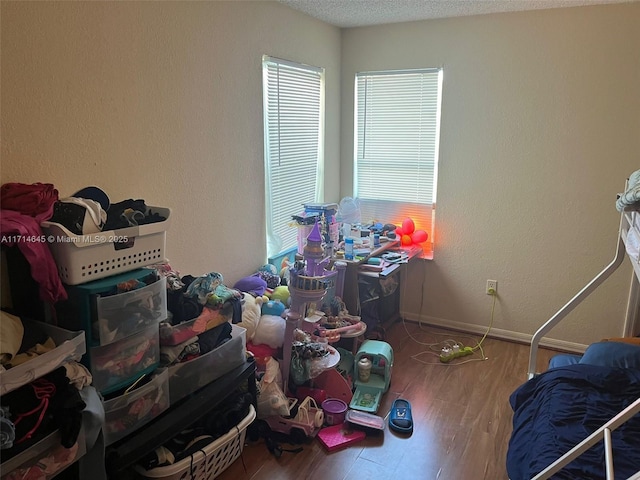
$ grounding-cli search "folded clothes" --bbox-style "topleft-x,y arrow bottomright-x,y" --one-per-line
160,337 -> 198,366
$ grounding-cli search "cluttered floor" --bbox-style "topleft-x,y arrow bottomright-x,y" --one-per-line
217,319 -> 557,480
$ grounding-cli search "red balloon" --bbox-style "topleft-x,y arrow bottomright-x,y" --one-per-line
401,234 -> 412,246
411,230 -> 428,244
402,218 -> 415,235
395,227 -> 404,237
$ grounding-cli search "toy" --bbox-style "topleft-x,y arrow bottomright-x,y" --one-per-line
349,340 -> 393,413
394,217 -> 428,246
252,314 -> 286,349
236,292 -> 264,341
268,285 -> 290,304
261,299 -> 285,317
264,396 -> 324,443
233,275 -> 268,297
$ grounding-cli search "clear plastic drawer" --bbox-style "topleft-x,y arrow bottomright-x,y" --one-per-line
103,368 -> 169,446
90,324 -> 159,394
1,426 -> 86,480
168,324 -> 246,404
95,276 -> 167,345
0,320 -> 85,396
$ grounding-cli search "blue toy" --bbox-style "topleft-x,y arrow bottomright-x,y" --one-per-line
261,299 -> 286,317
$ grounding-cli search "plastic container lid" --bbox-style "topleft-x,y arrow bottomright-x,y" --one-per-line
321,398 -> 347,414
345,409 -> 385,430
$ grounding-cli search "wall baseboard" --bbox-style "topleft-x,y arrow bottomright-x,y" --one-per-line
400,311 -> 588,354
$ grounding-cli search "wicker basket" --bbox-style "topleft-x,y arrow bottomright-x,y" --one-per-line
134,405 -> 255,480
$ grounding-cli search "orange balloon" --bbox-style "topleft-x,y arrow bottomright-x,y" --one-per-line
411,230 -> 428,243
402,218 -> 415,235
401,234 -> 412,246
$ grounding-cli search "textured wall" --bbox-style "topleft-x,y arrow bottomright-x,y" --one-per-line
341,3 -> 640,347
3,1 -> 639,347
1,0 -> 341,284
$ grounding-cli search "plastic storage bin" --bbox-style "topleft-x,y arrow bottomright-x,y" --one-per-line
134,405 -> 256,480
59,268 -> 159,347
103,368 -> 170,446
41,206 -> 171,285
0,320 -> 86,396
168,324 -> 246,405
0,426 -> 86,480
90,324 -> 160,394
96,276 -> 167,345
159,302 -> 234,347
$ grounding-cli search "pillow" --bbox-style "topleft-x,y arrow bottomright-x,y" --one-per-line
579,341 -> 640,369
548,353 -> 581,369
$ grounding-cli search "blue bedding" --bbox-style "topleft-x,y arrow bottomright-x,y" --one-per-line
507,364 -> 640,480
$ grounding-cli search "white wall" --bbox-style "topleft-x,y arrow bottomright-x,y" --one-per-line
1,0 -> 341,283
341,3 -> 640,347
2,1 -> 640,346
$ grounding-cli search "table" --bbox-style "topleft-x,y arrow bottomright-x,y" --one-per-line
340,239 -> 401,315
340,241 -> 422,321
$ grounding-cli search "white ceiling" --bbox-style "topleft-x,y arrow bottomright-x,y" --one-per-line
276,0 -> 637,27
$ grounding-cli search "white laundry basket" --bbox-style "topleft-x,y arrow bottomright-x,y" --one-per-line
41,206 -> 171,285
134,404 -> 255,480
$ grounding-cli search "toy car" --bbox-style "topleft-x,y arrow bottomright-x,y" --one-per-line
264,397 -> 324,443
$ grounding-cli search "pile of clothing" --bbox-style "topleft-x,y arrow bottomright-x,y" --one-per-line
0,182 -> 168,305
149,266 -> 243,368
0,312 -> 90,459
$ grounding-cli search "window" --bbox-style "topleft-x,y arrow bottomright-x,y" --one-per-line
263,56 -> 325,258
355,68 -> 442,253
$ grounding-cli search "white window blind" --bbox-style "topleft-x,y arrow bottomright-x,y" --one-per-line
263,56 -> 325,258
355,68 -> 442,252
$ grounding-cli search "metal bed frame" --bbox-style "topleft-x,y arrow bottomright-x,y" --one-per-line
526,203 -> 640,480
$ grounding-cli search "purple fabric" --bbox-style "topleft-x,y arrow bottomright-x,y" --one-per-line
233,275 -> 267,296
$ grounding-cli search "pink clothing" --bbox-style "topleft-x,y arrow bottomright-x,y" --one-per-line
1,210 -> 67,303
1,182 -> 66,304
1,182 -> 58,222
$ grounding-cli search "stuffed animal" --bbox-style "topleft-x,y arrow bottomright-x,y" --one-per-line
267,285 -> 290,304
261,299 -> 286,317
236,292 -> 264,341
252,314 -> 286,349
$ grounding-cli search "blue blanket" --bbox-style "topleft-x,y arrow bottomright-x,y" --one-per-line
507,364 -> 640,480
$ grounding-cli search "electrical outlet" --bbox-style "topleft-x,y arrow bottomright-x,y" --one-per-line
486,280 -> 497,295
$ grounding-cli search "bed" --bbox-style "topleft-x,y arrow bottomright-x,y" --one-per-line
507,174 -> 640,480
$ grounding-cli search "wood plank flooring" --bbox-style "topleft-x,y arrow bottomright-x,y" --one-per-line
218,320 -> 557,480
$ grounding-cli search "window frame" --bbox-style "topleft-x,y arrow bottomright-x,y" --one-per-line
262,55 -> 325,259
353,67 -> 443,254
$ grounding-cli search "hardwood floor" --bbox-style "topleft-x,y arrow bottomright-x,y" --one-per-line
218,320 -> 557,480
